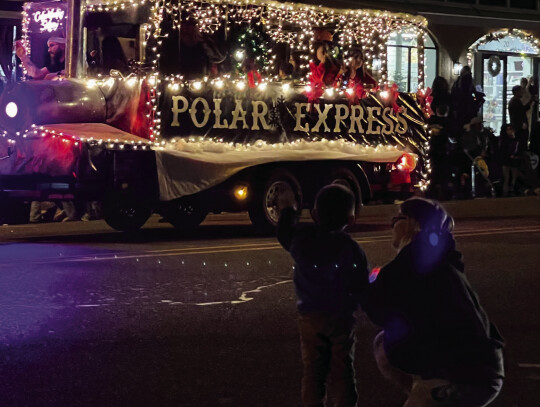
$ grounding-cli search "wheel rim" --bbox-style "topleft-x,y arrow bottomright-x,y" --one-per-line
264,180 -> 295,224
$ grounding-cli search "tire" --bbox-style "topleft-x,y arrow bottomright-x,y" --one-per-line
103,191 -> 152,232
319,166 -> 362,217
160,195 -> 207,231
248,169 -> 302,232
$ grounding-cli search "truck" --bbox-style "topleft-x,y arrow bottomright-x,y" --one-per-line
0,0 -> 431,232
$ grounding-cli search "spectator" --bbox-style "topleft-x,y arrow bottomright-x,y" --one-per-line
364,197 -> 505,407
527,76 -> 539,150
277,184 -> 370,407
451,66 -> 484,134
499,124 -> 524,196
427,104 -> 452,200
430,76 -> 451,117
508,84 -> 536,148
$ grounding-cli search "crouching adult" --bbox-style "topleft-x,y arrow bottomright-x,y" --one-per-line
363,197 -> 504,407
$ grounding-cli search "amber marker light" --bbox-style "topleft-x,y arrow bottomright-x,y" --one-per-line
234,186 -> 248,200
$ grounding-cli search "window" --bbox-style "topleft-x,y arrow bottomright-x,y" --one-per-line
85,10 -> 149,77
510,0 -> 537,9
387,29 -> 437,92
479,0 -> 505,6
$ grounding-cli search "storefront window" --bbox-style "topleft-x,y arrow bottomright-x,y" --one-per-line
387,29 -> 436,92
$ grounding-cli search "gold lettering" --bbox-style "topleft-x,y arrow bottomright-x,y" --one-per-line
294,103 -> 310,132
189,97 -> 211,128
251,101 -> 271,130
312,104 -> 332,132
334,104 -> 350,132
349,105 -> 365,134
213,99 -> 229,129
382,107 -> 395,136
367,107 -> 382,135
171,96 -> 188,127
229,100 -> 249,130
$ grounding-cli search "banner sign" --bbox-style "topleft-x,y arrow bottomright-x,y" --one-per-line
160,84 -> 428,151
27,2 -> 67,34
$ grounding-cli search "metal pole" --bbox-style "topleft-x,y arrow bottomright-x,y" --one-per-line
66,0 -> 85,78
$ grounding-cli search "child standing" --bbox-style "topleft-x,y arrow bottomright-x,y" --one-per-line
277,184 -> 370,407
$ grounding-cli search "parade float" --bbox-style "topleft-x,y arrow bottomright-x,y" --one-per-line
0,0 -> 433,231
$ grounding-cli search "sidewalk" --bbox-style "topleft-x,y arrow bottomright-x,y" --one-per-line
360,196 -> 540,220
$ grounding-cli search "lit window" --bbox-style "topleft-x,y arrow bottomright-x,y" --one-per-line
387,29 -> 437,92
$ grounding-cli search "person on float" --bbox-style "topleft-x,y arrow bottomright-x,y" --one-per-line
335,47 -> 376,89
308,31 -> 340,104
15,36 -> 65,80
334,47 -> 377,104
364,197 -> 505,407
309,30 -> 340,87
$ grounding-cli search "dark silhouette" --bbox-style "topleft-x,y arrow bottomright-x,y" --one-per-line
430,76 -> 451,116
277,184 -> 369,407
451,66 -> 484,134
364,197 -> 504,407
102,36 -> 129,75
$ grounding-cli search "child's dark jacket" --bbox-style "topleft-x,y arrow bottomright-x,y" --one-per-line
277,208 -> 369,318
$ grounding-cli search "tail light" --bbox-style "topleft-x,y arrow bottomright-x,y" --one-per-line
390,153 -> 417,186
395,153 -> 417,172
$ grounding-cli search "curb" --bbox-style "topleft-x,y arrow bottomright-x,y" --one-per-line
359,196 -> 540,219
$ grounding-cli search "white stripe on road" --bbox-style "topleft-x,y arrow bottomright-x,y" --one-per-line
518,363 -> 540,368
1,226 -> 539,265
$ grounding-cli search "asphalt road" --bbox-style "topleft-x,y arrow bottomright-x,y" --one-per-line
0,197 -> 539,407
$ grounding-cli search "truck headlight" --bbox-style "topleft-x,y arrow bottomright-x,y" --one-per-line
5,102 -> 17,118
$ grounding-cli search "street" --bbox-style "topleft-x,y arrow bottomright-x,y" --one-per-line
0,197 -> 539,407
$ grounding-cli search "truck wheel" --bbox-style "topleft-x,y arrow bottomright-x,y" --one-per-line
103,192 -> 152,232
320,167 -> 362,216
161,196 -> 207,231
249,169 -> 302,232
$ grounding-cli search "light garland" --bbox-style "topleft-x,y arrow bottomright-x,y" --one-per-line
467,28 -> 540,66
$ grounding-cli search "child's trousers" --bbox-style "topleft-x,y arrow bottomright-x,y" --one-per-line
298,312 -> 357,407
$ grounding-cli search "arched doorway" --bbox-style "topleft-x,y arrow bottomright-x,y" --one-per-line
469,29 -> 539,134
